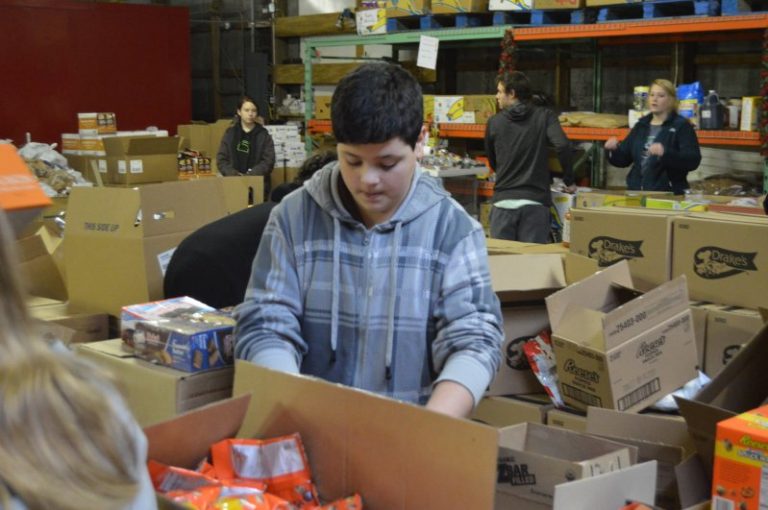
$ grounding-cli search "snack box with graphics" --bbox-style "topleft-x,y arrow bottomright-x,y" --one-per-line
545,261 -> 698,413
120,296 -> 234,372
569,207 -> 681,292
672,212 -> 768,310
712,404 -> 768,510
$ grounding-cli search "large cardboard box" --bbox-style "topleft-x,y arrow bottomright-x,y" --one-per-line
472,395 -> 551,427
569,206 -> 680,291
28,298 -> 109,344
0,144 -> 51,233
690,301 -> 721,370
495,422 -> 634,509
487,251 -> 598,395
546,407 -> 587,432
672,212 -> 768,310
586,407 -> 703,509
490,0 -> 533,10
64,180 -> 229,316
676,323 -> 768,474
177,119 -> 232,175
104,136 -> 181,185
146,362 -> 501,508
16,230 -> 68,301
432,0 -> 489,13
552,462 -> 658,510
76,339 -> 234,427
385,0 -> 431,17
546,261 -> 698,413
573,189 -> 671,209
705,306 -> 764,378
534,0 -> 585,9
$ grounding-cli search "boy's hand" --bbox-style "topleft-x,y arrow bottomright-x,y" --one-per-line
426,380 -> 474,418
604,137 -> 619,151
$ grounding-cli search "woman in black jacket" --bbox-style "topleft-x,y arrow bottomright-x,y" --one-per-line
216,96 -> 276,178
604,79 -> 701,195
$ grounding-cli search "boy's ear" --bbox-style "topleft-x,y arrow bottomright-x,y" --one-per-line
415,125 -> 428,159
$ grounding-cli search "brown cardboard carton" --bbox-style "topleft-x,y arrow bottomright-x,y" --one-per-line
218,175 -> 265,211
586,0 -> 641,6
65,154 -> 108,183
546,261 -> 698,413
313,95 -> 332,120
487,252 -> 598,395
546,407 -> 587,432
704,306 -> 764,378
534,0 -> 585,9
63,180 -> 228,316
569,206 -> 680,291
16,230 -> 68,301
551,462 -> 659,510
472,395 -> 551,427
676,323 -> 768,475
672,212 -> 768,309
104,136 -> 181,185
76,339 -> 233,427
145,362 -> 500,508
28,299 -> 109,344
496,422 -> 634,509
176,123 -> 212,156
586,407 -> 702,509
385,0 -> 431,16
690,301 -> 721,370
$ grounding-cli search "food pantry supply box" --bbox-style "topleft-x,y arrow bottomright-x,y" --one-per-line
545,261 -> 698,413
64,180 -> 228,316
103,135 -> 181,185
176,119 -> 232,173
569,206 -> 680,291
487,248 -> 598,396
432,0 -> 489,13
76,339 -> 233,427
495,422 -> 635,509
672,212 -> 768,310
712,404 -> 768,510
385,0 -> 431,16
146,362 -> 501,508
705,306 -> 764,378
0,144 -> 51,233
121,297 -> 234,373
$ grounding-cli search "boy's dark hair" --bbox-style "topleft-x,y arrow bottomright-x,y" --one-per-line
496,71 -> 532,102
331,62 -> 423,148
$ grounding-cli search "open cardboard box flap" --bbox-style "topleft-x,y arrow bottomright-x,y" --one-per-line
676,322 -> 768,472
104,136 -> 181,157
145,362 -> 500,508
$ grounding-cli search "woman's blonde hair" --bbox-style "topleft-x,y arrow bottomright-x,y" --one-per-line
648,78 -> 679,111
0,209 -> 142,509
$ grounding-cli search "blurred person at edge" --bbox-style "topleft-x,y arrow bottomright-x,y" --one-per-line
217,95 -> 276,199
605,79 -> 702,195
0,208 -> 157,510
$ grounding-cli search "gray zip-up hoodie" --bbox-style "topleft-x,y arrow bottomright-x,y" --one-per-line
234,161 -> 503,406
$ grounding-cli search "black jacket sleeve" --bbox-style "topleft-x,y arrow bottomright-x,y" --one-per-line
216,127 -> 239,176
606,127 -> 637,168
545,110 -> 575,186
484,120 -> 497,172
249,133 -> 276,176
660,120 -> 702,179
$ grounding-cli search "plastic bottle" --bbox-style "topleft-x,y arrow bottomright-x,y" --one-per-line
700,90 -> 724,130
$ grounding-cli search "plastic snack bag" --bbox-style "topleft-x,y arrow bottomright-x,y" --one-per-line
522,330 -> 565,408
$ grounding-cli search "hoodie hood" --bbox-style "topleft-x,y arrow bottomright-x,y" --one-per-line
303,160 -> 449,230
504,101 -> 533,122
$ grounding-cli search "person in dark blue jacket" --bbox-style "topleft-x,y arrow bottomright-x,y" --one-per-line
604,79 -> 701,195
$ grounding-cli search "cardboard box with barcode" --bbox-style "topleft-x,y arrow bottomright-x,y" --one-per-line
586,407 -> 706,509
495,422 -> 636,509
121,297 -> 234,373
712,404 -> 768,510
569,206 -> 682,292
63,180 -> 229,316
676,323 -> 768,476
546,261 -> 698,413
76,339 -> 233,427
103,135 -> 182,185
146,362 -> 501,508
487,245 -> 599,396
672,212 -> 768,310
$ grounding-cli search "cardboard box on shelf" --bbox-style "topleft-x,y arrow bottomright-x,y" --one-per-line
534,0 -> 584,8
676,323 -> 768,475
431,0 -> 489,13
385,0 -> 430,17
463,94 -> 498,124
490,0 -> 533,10
712,404 -> 768,510
740,96 -> 761,131
586,0 -> 641,5
569,206 -> 681,291
104,136 -> 181,185
495,422 -> 635,509
77,112 -> 117,134
586,407 -> 703,509
146,362 -> 501,508
487,251 -> 598,395
0,144 -> 52,233
76,339 -> 233,427
61,133 -> 81,155
356,8 -> 387,35
472,395 -> 551,427
313,95 -> 332,120
704,306 -> 764,378
672,212 -> 768,310
63,180 -> 229,316
546,261 -> 698,413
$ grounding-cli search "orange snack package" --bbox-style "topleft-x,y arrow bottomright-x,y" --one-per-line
210,434 -> 319,507
314,494 -> 363,509
148,459 -> 220,493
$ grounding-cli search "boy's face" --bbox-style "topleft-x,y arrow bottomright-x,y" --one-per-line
337,133 -> 423,228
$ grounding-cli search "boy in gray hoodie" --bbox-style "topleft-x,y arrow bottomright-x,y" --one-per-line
235,62 -> 503,418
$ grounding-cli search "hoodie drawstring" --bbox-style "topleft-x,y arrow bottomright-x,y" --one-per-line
385,222 -> 401,380
330,217 -> 341,364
